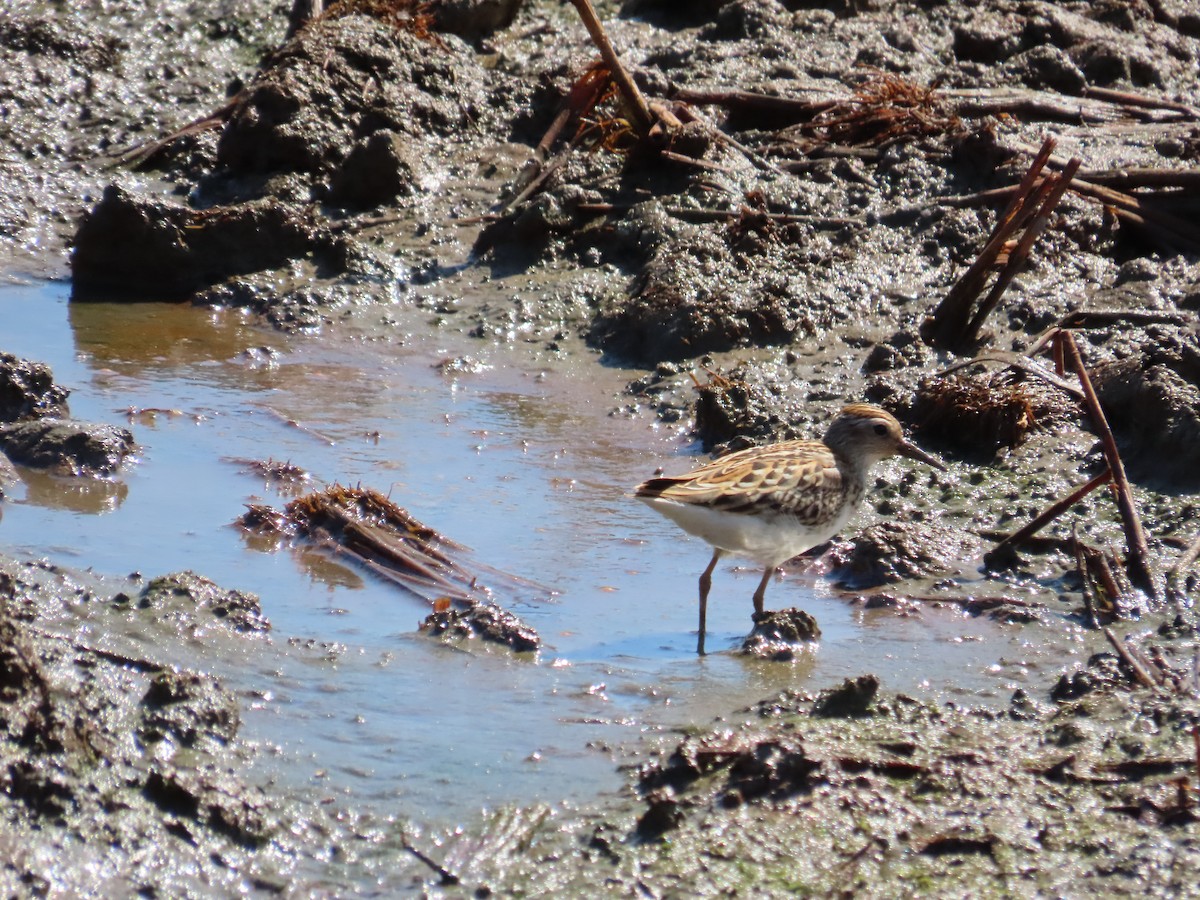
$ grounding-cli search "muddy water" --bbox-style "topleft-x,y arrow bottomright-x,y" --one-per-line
0,281 -> 1083,823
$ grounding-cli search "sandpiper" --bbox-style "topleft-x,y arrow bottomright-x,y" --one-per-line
635,403 -> 945,654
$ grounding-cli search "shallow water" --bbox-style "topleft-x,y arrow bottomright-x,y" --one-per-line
0,281 -> 1079,824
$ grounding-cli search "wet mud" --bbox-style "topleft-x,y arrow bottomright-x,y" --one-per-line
0,352 -> 135,477
3,0 -> 1200,893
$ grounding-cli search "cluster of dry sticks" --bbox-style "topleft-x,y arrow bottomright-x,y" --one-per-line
979,329 -> 1159,610
911,136 -> 1200,627
925,137 -> 1080,351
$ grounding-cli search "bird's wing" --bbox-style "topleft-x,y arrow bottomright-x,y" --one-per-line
635,440 -> 844,524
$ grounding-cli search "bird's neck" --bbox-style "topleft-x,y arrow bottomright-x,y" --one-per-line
833,450 -> 873,492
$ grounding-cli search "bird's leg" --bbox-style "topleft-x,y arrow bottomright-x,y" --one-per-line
751,567 -> 774,620
697,549 -> 723,655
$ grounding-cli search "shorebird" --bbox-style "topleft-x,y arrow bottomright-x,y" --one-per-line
634,403 -> 945,654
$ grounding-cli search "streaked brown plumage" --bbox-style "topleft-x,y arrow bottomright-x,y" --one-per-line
635,404 -> 945,654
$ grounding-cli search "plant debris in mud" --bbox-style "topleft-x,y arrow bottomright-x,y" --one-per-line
908,370 -> 1075,456
791,70 -> 964,150
240,483 -> 545,646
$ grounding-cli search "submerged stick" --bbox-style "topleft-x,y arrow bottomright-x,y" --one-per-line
1194,724 -> 1200,789
1073,167 -> 1200,190
575,202 -> 862,229
1072,528 -> 1102,629
1082,85 -> 1200,118
1060,332 -> 1159,599
672,86 -> 837,122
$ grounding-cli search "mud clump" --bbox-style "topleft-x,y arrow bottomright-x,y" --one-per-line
71,10 -> 492,303
1091,326 -> 1200,487
217,13 -> 488,178
121,571 -> 270,635
326,129 -> 426,210
71,186 -> 330,301
0,354 -> 135,478
740,608 -> 821,660
0,353 -> 69,422
420,601 -> 540,652
827,521 -> 981,589
588,228 -> 799,365
0,612 -> 60,752
811,674 -> 880,718
0,419 -> 134,477
139,669 -> 240,751
692,364 -> 806,452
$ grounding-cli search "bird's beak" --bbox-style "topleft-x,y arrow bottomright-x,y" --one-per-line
899,440 -> 946,471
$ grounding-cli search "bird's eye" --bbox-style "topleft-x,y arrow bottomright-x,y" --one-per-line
873,424 -> 888,436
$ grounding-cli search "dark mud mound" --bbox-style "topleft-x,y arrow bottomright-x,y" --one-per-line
1092,324 -> 1200,487
71,186 -> 328,300
907,369 -> 1077,457
0,419 -> 134,477
588,223 -> 802,364
420,601 -> 541,652
828,521 -> 982,589
71,9 -> 492,302
740,607 -> 820,660
0,353 -> 135,478
0,353 -> 69,422
216,13 -> 488,182
121,571 -> 271,636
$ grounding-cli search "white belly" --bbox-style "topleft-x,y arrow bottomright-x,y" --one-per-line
639,496 -> 854,568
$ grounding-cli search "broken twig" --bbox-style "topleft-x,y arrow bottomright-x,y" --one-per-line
1103,627 -> 1158,689
960,155 -> 1080,345
1060,331 -> 1159,600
